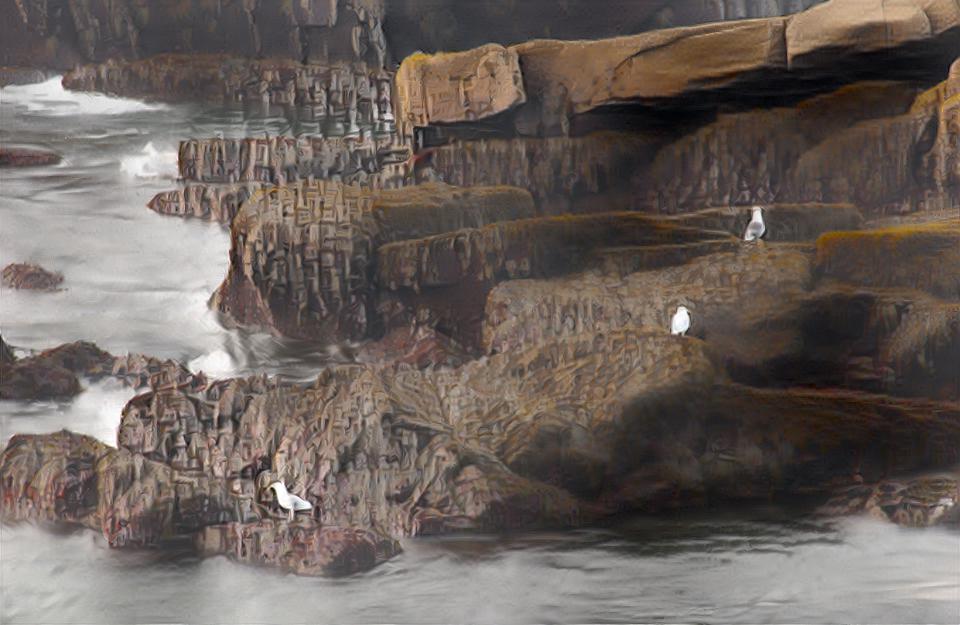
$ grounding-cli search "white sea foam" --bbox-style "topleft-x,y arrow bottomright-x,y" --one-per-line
189,348 -> 239,379
0,77 -> 167,116
119,141 -> 178,179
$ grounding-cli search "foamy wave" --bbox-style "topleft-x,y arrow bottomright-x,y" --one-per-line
119,141 -> 178,179
189,349 -> 238,379
0,77 -> 167,116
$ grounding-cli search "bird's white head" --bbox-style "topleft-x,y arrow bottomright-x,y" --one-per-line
752,205 -> 764,217
677,305 -> 690,315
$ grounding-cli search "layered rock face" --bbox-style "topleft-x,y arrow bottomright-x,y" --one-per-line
638,77 -> 960,215
210,182 -> 535,341
149,134 -> 409,223
0,0 -> 387,70
395,0 -> 960,134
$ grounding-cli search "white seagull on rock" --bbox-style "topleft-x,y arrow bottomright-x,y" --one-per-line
269,481 -> 313,513
743,206 -> 766,241
670,305 -> 691,336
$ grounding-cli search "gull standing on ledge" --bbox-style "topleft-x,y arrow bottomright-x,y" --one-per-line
743,206 -> 766,241
671,305 -> 691,336
269,481 -> 313,520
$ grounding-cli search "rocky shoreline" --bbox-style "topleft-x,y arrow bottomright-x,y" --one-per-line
1,0 -> 958,577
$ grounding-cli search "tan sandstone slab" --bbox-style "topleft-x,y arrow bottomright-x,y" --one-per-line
395,43 -> 526,133
786,0 -> 960,67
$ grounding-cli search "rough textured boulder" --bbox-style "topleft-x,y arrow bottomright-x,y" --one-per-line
2,263 -> 64,290
821,470 -> 960,527
211,181 -> 535,341
395,44 -> 525,135
0,340 -> 198,400
0,146 -> 62,167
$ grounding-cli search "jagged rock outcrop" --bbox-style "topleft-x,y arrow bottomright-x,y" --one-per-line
2,262 -> 64,290
5,324 -> 958,574
211,181 -> 535,341
395,0 -> 959,135
638,72 -> 960,215
0,146 -> 62,167
0,0 -> 387,70
149,135 -> 410,224
63,55 -> 395,111
0,340 -> 199,400
376,212 -> 734,348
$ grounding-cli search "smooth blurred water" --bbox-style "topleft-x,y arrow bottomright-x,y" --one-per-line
1,79 -> 959,625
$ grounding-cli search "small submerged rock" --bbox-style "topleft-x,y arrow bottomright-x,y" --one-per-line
2,263 -> 64,291
0,146 -> 62,168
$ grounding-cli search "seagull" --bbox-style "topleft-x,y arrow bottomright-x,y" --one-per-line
743,206 -> 766,242
670,305 -> 691,336
269,481 -> 313,514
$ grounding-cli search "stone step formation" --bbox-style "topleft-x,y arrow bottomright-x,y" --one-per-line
1,0 -> 959,578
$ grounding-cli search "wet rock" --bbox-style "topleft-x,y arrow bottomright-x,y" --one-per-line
0,67 -> 50,87
1,263 -> 64,290
196,521 -> 400,576
62,55 -> 392,108
821,470 -> 960,527
0,146 -> 61,168
0,340 -> 199,401
0,335 -> 16,365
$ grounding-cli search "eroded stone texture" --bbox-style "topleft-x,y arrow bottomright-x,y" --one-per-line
211,181 -> 535,341
395,0 -> 958,134
638,81 -> 939,214
63,56 -> 395,111
821,470 -> 960,527
2,263 -> 64,290
0,340 -> 200,401
786,0 -> 960,67
395,44 -> 526,135
1,0 -> 387,70
5,327 -> 958,575
427,133 -> 660,214
149,135 -> 411,223
376,213 -> 733,349
815,220 -> 960,298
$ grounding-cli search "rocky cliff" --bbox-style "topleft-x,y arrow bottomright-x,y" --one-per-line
0,0 -> 387,70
